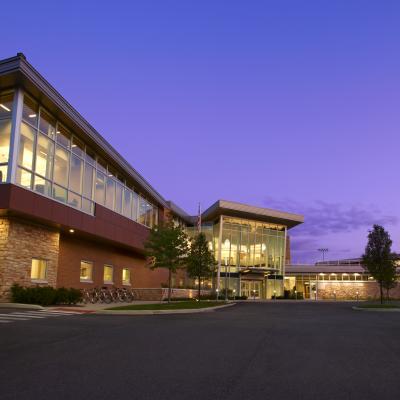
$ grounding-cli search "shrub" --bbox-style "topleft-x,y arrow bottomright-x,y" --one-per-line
10,284 -> 82,306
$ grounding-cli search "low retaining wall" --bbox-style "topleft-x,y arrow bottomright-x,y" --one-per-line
132,288 -> 212,301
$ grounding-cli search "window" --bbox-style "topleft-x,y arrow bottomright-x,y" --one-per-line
31,259 -> 47,281
39,110 -> 56,139
103,265 -> 113,283
52,184 -> 67,203
53,145 -> 69,186
115,182 -> 123,214
35,133 -> 54,179
34,175 -> 52,196
122,268 -> 131,285
123,188 -> 132,218
105,176 -> 115,210
22,95 -> 38,127
0,93 -> 13,118
72,136 -> 85,158
18,122 -> 35,169
138,196 -> 147,225
95,171 -> 105,205
82,163 -> 94,199
80,261 -> 93,282
16,167 -> 32,188
56,125 -> 71,149
0,120 -> 11,163
69,154 -> 83,193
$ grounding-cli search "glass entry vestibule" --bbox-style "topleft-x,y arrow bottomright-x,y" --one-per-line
241,280 -> 263,299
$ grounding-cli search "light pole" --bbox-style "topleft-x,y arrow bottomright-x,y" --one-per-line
233,289 -> 236,301
318,248 -> 329,262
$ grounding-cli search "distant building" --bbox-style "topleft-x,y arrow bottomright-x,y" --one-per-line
285,257 -> 400,300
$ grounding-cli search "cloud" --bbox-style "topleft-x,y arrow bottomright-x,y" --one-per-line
264,197 -> 399,264
265,197 -> 398,236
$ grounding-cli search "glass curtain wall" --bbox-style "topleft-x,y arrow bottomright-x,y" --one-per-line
0,92 -> 14,182
14,93 -> 158,228
220,217 -> 286,274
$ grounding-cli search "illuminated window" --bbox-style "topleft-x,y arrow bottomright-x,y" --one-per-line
80,261 -> 93,282
31,259 -> 47,281
122,268 -> 131,285
103,265 -> 113,283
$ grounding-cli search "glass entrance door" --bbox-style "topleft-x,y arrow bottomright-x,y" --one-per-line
241,280 -> 263,299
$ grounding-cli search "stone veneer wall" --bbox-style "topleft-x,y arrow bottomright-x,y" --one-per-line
0,217 -> 60,301
317,281 -> 400,300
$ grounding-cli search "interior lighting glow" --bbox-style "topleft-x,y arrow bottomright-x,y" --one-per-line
0,104 -> 11,112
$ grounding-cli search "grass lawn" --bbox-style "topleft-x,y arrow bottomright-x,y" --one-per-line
106,301 -> 227,311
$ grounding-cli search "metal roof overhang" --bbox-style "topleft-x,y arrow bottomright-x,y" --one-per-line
0,54 -> 168,208
202,200 -> 304,229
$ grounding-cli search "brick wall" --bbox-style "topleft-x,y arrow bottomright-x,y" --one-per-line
0,217 -> 59,300
57,234 -> 168,289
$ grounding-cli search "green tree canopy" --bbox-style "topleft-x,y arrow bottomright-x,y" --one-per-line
144,219 -> 189,302
186,232 -> 215,299
361,225 -> 397,304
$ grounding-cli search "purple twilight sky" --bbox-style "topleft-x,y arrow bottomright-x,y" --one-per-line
2,1 -> 400,263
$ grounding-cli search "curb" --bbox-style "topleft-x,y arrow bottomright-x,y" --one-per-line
0,303 -> 44,310
95,302 -> 236,315
352,306 -> 400,312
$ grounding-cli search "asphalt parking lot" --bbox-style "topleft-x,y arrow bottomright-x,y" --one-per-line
1,301 -> 399,400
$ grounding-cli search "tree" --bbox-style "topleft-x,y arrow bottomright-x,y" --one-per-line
144,220 -> 189,303
361,225 -> 397,304
186,233 -> 216,299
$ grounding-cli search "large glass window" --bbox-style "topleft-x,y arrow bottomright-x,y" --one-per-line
105,176 -> 115,210
83,163 -> 94,199
0,120 -> 11,164
39,109 -> 56,139
69,154 -> 83,193
53,145 -> 69,186
18,122 -> 35,169
33,175 -> 52,196
22,96 -> 38,127
123,188 -> 132,219
16,167 -> 32,188
95,171 -> 105,205
80,261 -> 93,282
35,133 -> 54,179
0,93 -> 13,119
31,259 -> 47,281
138,196 -> 147,225
13,92 -> 159,225
115,182 -> 123,214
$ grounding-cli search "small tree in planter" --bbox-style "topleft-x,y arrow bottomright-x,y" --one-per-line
144,220 -> 189,303
186,233 -> 215,299
361,225 -> 397,304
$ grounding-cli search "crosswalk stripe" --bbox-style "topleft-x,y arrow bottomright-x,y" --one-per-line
0,320 -> 12,323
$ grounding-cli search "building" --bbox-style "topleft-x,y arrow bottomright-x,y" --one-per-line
285,258 -> 400,300
0,53 -> 303,301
